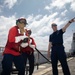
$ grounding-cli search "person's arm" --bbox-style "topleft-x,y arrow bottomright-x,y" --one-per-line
62,17 -> 75,32
47,42 -> 52,59
8,28 -> 21,51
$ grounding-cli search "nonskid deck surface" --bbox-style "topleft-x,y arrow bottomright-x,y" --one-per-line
33,57 -> 75,75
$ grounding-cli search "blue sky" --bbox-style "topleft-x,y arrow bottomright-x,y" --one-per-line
0,0 -> 75,52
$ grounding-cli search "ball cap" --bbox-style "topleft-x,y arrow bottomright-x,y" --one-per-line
51,23 -> 57,27
17,18 -> 28,25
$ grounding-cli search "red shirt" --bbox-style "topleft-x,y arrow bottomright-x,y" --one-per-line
3,26 -> 25,56
22,37 -> 36,52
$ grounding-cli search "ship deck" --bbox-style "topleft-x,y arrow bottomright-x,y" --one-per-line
33,57 -> 75,75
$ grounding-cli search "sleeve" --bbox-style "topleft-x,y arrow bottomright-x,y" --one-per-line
31,38 -> 36,47
7,28 -> 21,51
59,29 -> 65,34
8,28 -> 16,42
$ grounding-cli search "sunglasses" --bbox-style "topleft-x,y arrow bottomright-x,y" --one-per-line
19,19 -> 28,24
19,21 -> 27,24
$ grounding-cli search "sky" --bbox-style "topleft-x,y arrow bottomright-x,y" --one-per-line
0,0 -> 75,52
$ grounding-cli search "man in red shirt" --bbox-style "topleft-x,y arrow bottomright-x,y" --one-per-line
21,29 -> 36,75
1,18 -> 28,75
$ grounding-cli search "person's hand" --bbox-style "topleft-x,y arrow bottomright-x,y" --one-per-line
69,17 -> 75,23
22,38 -> 28,43
29,44 -> 35,50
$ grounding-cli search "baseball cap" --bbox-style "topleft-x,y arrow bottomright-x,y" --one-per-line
16,18 -> 28,25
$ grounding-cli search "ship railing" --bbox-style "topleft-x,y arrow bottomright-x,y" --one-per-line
0,47 -> 51,74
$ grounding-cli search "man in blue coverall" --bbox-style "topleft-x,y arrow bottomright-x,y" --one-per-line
48,18 -> 75,75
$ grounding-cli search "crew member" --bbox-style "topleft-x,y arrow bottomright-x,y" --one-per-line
21,29 -> 36,75
48,17 -> 75,75
1,18 -> 28,75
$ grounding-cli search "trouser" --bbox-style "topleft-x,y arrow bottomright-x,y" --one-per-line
22,52 -> 34,75
51,46 -> 71,75
1,54 -> 25,75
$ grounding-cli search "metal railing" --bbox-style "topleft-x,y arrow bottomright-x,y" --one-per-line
0,46 -> 51,74
35,47 -> 51,63
0,46 -> 75,75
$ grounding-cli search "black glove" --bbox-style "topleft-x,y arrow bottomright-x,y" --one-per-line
22,38 -> 28,43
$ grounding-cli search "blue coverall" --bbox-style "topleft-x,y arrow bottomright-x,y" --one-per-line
49,29 -> 71,75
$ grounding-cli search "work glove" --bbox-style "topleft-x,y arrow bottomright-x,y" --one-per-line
29,44 -> 35,50
15,36 -> 28,43
20,43 -> 28,48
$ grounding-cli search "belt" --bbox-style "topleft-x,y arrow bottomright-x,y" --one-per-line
52,43 -> 63,46
23,51 -> 33,55
11,48 -> 21,53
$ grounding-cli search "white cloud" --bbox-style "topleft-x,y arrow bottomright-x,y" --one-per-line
0,0 -> 74,52
36,26 -> 51,36
45,0 -> 72,10
26,12 -> 69,51
27,12 -> 59,35
0,13 -> 70,51
70,0 -> 75,12
61,10 -> 68,16
45,6 -> 50,10
0,0 -> 74,51
63,35 -> 72,52
4,0 -> 17,9
0,15 -> 17,46
27,14 -> 42,23
0,5 -> 3,12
